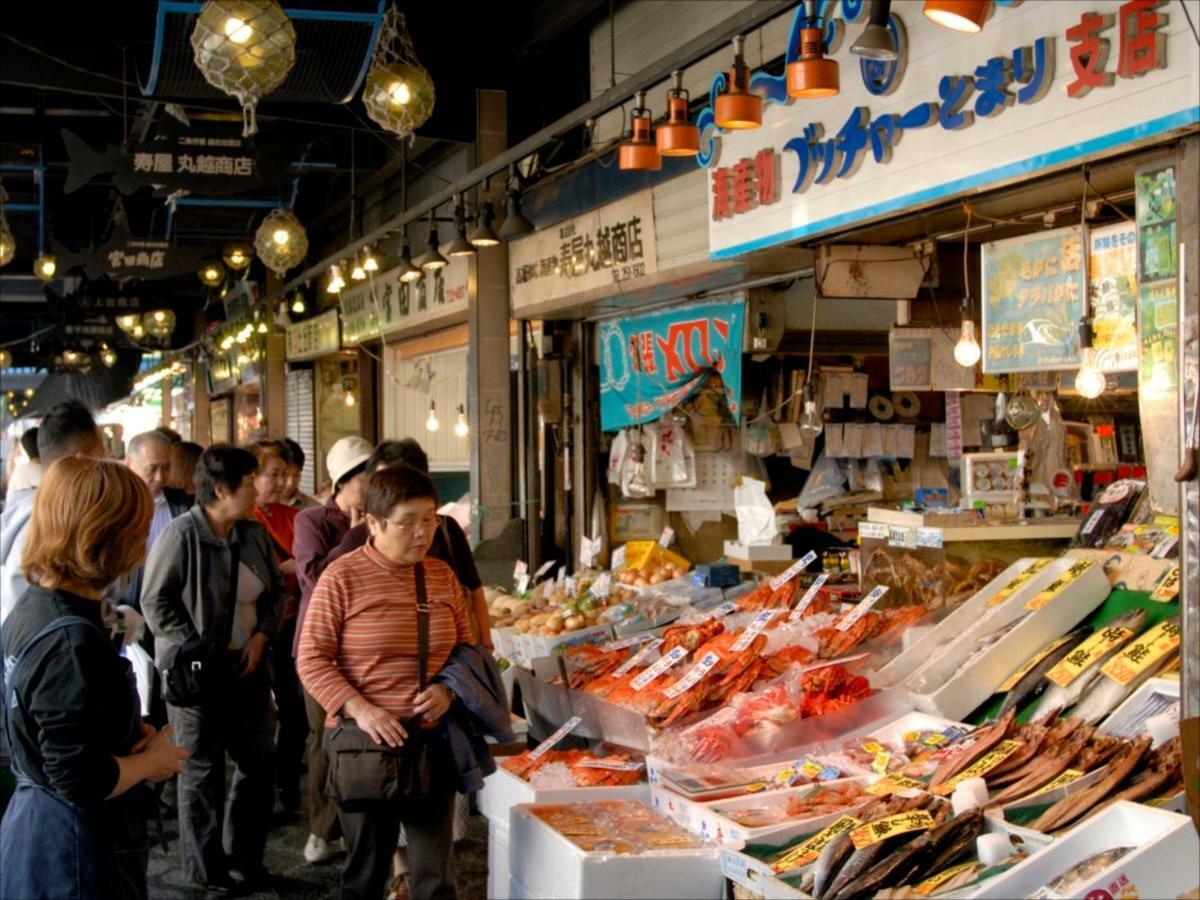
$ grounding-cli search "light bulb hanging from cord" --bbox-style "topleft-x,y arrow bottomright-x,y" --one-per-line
291,293 -> 306,314
362,246 -> 379,272
350,256 -> 367,281
454,404 -> 469,437
954,208 -> 981,368
344,389 -> 356,408
425,400 -> 440,432
798,382 -> 824,440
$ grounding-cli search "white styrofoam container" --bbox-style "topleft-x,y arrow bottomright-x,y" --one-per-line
493,626 -> 517,661
522,622 -> 615,662
508,803 -> 724,900
477,767 -> 649,827
808,709 -> 972,777
905,558 -> 1111,721
648,754 -> 847,804
1098,676 -> 1181,740
972,801 -> 1200,899
488,818 -> 511,900
871,558 -> 1049,688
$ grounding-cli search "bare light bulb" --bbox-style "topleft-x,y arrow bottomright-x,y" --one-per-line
326,264 -> 345,294
425,403 -> 440,432
954,318 -> 982,367
1074,348 -> 1106,399
224,16 -> 254,44
272,227 -> 290,246
454,406 -> 469,437
35,255 -> 56,280
344,391 -> 356,408
799,399 -> 824,440
388,80 -> 412,105
100,347 -> 117,367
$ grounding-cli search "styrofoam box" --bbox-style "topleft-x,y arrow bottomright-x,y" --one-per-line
905,558 -> 1111,721
493,626 -> 517,662
871,558 -> 1048,688
477,767 -> 649,828
526,622 -> 615,662
488,818 -> 512,900
508,803 -> 725,900
648,754 -> 847,804
724,540 -> 795,562
1098,676 -> 1181,740
972,801 -> 1200,899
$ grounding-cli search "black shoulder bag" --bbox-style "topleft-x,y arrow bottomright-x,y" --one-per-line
325,562 -> 435,812
163,542 -> 239,708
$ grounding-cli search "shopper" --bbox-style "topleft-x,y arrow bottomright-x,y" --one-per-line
281,437 -> 320,510
0,457 -> 188,900
292,435 -> 373,865
140,444 -> 286,895
247,440 -> 307,813
298,465 -> 471,900
169,440 -> 203,497
122,431 -> 192,721
8,427 -> 41,493
1,399 -> 105,624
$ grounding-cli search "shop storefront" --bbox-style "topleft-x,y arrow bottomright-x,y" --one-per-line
206,321 -> 267,447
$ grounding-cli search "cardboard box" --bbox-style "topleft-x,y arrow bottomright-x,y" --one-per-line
724,541 -> 795,562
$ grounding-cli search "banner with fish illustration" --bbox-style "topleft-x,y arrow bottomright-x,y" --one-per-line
981,226 -> 1087,374
597,297 -> 745,432
51,230 -> 208,281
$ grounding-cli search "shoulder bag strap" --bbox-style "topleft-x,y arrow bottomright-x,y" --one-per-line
224,539 -> 240,643
414,561 -> 429,690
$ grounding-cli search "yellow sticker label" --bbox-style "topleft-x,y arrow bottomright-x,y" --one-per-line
866,774 -> 927,796
1151,566 -> 1181,602
1101,618 -> 1181,687
999,636 -> 1076,692
860,741 -> 885,754
745,781 -> 769,793
1026,768 -> 1085,799
773,767 -> 797,786
934,740 -> 1025,795
872,752 -> 892,775
771,815 -> 862,873
913,862 -> 981,895
849,809 -> 936,850
1025,560 -> 1094,610
800,762 -> 825,780
985,558 -> 1054,607
1046,626 -> 1136,687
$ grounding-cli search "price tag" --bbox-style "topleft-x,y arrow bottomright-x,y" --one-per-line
1081,509 -> 1105,535
871,752 -> 891,775
1151,566 -> 1181,602
866,774 -> 927,796
771,815 -> 862,873
850,810 -> 935,849
579,536 -> 599,569
573,758 -> 644,772
516,573 -> 531,593
1046,625 -> 1137,687
985,559 -> 1053,607
709,601 -> 738,619
836,586 -> 888,632
858,522 -> 889,541
556,566 -> 567,585
934,740 -> 1025,794
733,610 -> 782,652
790,573 -> 830,620
613,638 -> 664,677
591,571 -> 612,599
612,545 -> 627,569
534,559 -> 557,580
771,551 -> 816,591
1026,560 -> 1094,610
859,740 -> 885,754
514,560 -> 529,580
1025,768 -> 1084,799
630,645 -> 687,689
889,526 -> 917,549
663,651 -> 721,698
601,632 -> 657,653
659,527 -> 675,548
999,635 -> 1075,691
913,862 -> 980,895
1101,618 -> 1181,687
527,715 -> 583,761
916,527 -> 944,549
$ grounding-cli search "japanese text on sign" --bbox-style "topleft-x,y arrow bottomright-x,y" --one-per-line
837,586 -> 888,631
630,645 -> 686,688
935,740 -> 1026,794
663,651 -> 722,698
1046,625 -> 1136,687
1026,559 -> 1094,610
790,574 -> 830,620
850,810 -> 936,850
732,610 -> 783,652
711,148 -> 780,221
1000,636 -> 1076,691
1101,617 -> 1180,686
613,638 -> 664,677
772,816 -> 862,873
771,551 -> 817,591
986,558 -> 1054,606
528,716 -> 583,761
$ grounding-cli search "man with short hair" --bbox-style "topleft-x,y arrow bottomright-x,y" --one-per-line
279,438 -> 318,510
7,428 -> 41,493
1,400 -> 105,623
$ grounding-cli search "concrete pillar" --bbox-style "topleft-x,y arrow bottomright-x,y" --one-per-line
469,89 -> 514,541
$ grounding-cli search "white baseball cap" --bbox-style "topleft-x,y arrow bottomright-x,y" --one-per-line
326,436 -> 373,487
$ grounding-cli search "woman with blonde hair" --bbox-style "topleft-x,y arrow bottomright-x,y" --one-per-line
1,457 -> 188,899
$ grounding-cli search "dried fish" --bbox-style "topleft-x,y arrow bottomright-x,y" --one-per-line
822,796 -> 935,900
1030,736 -> 1151,833
998,627 -> 1091,717
928,708 -> 1016,789
1031,608 -> 1147,722
1029,847 -> 1134,898
986,725 -> 1093,807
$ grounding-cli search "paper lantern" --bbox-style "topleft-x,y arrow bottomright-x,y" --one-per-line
361,8 -> 434,139
254,207 -> 308,276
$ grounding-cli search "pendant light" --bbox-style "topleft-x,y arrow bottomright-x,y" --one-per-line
454,404 -> 469,437
255,207 -> 308,277
145,309 -> 176,338
469,201 -> 501,248
198,259 -> 225,287
447,196 -> 476,257
362,246 -> 379,272
656,70 -> 700,157
498,166 -> 534,239
425,400 -> 440,432
923,0 -> 991,33
117,313 -> 141,334
0,349 -> 12,370
291,293 -> 306,314
954,210 -> 982,368
100,345 -> 118,368
619,91 -> 662,171
415,214 -> 448,271
34,253 -> 57,281
222,241 -> 252,270
714,35 -> 762,130
350,255 -> 367,281
1074,323 -> 1105,399
798,383 -> 824,440
326,263 -> 346,294
398,235 -> 423,283
851,0 -> 898,61
788,2 -> 840,98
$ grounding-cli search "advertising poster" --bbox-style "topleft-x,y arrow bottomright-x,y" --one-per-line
1087,223 -> 1138,373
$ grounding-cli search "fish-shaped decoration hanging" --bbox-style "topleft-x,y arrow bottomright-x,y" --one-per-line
51,229 -> 209,281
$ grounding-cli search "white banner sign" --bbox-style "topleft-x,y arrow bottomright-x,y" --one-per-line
339,252 -> 469,346
285,309 -> 340,361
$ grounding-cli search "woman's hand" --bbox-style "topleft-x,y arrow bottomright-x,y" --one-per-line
141,725 -> 189,783
413,684 -> 454,723
344,696 -> 407,747
131,721 -> 157,753
239,632 -> 269,678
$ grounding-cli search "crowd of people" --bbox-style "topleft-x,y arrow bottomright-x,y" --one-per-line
0,400 -> 511,900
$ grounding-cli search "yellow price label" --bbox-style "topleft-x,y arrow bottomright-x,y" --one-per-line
913,862 -> 981,895
1151,566 -> 1181,602
1101,618 -> 1181,687
866,774 -> 927,796
800,762 -> 825,779
772,767 -> 797,786
999,635 -> 1076,691
872,752 -> 892,775
1025,768 -> 1085,799
860,741 -> 885,754
745,781 -> 769,793
935,740 -> 1025,795
985,559 -> 1054,607
1026,560 -> 1094,611
1046,626 -> 1135,687
849,810 -> 936,850
771,815 -> 862,873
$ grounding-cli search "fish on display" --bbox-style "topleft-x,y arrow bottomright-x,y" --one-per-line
928,708 -> 1017,790
61,128 -> 296,196
1070,616 -> 1181,726
997,626 -> 1092,717
1030,736 -> 1151,833
822,795 -> 938,900
1028,846 -> 1134,898
1031,608 -> 1148,723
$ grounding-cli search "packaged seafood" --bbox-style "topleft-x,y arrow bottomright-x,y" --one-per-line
1072,479 -> 1146,549
501,748 -> 644,787
1028,846 -> 1133,898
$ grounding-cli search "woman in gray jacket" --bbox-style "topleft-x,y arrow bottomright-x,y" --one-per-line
141,444 -> 288,896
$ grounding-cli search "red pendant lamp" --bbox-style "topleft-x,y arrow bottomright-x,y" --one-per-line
656,70 -> 700,157
923,0 -> 991,33
787,23 -> 839,98
713,35 -> 762,131
618,91 -> 662,171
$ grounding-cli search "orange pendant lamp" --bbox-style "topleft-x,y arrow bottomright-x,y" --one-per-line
656,70 -> 700,157
714,35 -> 762,131
618,90 -> 662,171
787,24 -> 839,98
923,0 -> 991,33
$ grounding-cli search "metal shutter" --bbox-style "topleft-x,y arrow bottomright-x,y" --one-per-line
285,366 -> 317,495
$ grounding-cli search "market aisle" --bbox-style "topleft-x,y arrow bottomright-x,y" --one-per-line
145,789 -> 490,899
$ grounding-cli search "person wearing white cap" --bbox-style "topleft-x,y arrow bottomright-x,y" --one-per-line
291,435 -> 373,865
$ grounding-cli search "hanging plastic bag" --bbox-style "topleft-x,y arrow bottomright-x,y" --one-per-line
606,429 -> 630,485
743,415 -> 779,457
797,451 -> 848,510
650,418 -> 694,487
862,458 -> 884,494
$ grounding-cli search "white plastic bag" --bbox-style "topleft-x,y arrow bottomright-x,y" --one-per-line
797,451 -> 848,510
